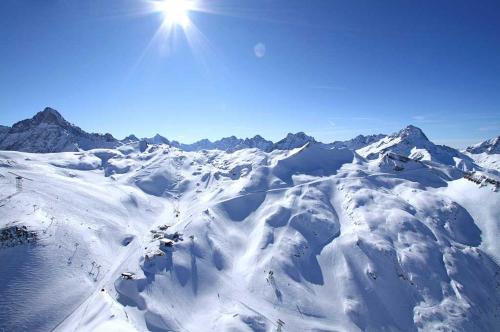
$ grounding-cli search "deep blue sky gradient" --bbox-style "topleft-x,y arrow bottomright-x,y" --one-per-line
1,0 -> 499,147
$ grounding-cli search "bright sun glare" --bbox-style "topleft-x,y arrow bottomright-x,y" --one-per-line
141,0 -> 213,60
155,0 -> 192,27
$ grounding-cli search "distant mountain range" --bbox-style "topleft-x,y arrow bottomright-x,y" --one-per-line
0,107 -> 384,153
0,108 -> 497,168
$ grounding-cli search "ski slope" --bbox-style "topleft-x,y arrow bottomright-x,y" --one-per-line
0,141 -> 499,331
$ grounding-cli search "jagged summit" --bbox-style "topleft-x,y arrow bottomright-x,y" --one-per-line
34,107 -> 65,123
10,107 -> 70,132
178,135 -> 274,152
241,134 -> 274,151
122,134 -> 140,143
394,124 -> 429,141
145,134 -> 170,145
273,132 -> 317,150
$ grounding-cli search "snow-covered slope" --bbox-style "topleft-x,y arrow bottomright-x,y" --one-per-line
1,137 -> 498,331
357,125 -> 475,170
464,136 -> 500,170
0,108 -> 120,153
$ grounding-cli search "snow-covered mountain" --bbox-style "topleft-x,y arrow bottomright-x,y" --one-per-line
357,125 -> 475,170
0,136 -> 498,332
175,133 -> 315,153
181,139 -> 209,150
0,110 -> 432,157
121,134 -> 140,144
204,135 -> 244,151
330,134 -> 387,150
464,136 -> 500,170
144,134 -> 170,145
0,108 -> 120,153
177,135 -> 274,152
234,135 -> 274,152
466,136 -> 500,155
273,132 -> 317,150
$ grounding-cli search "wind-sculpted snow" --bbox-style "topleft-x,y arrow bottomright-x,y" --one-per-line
0,140 -> 499,332
273,144 -> 356,183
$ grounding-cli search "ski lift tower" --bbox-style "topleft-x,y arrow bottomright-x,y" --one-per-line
16,176 -> 22,190
8,172 -> 33,191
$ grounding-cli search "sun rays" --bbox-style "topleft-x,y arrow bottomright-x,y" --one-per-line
153,0 -> 194,28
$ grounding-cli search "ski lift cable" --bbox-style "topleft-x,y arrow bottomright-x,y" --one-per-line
8,171 -> 34,181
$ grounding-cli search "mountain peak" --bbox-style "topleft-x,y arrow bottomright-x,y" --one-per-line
219,135 -> 239,141
10,107 -> 70,132
398,125 -> 427,138
122,134 -> 139,143
145,134 -> 170,145
35,107 -> 67,124
41,106 -> 62,116
274,132 -> 317,150
286,131 -> 313,139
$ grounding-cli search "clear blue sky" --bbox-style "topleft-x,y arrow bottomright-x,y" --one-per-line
1,0 -> 499,147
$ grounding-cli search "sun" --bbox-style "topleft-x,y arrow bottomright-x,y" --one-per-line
155,0 -> 193,27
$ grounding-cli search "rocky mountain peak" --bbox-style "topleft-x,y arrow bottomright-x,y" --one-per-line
11,107 -> 71,132
0,107 -> 119,152
274,132 -> 317,150
396,125 -> 429,141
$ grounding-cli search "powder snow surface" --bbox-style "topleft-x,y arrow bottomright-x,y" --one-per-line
0,143 -> 499,332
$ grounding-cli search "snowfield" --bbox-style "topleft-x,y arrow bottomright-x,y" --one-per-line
0,138 -> 499,331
